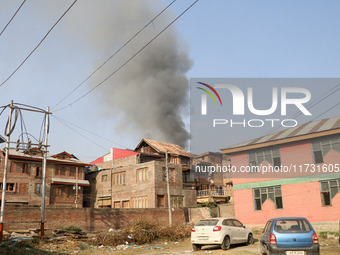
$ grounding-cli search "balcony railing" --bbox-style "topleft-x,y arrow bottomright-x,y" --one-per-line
183,182 -> 195,190
197,189 -> 228,197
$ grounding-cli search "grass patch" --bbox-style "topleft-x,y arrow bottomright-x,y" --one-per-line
319,231 -> 339,239
61,226 -> 82,232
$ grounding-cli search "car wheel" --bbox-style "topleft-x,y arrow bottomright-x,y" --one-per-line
221,236 -> 230,250
247,233 -> 253,245
192,244 -> 201,251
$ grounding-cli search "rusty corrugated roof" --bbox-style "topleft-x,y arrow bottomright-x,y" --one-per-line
136,138 -> 190,157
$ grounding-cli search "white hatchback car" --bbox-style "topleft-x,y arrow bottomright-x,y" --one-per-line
191,218 -> 253,251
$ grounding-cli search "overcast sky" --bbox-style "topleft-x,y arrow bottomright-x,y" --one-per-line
1,0 -> 340,162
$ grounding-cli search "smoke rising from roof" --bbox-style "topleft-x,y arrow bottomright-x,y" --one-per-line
87,1 -> 193,149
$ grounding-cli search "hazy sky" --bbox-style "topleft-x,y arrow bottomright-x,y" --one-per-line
1,0 -> 340,162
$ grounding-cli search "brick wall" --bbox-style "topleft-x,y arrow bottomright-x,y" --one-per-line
2,206 -> 187,231
86,160 -> 196,208
95,155 -> 138,170
218,203 -> 235,218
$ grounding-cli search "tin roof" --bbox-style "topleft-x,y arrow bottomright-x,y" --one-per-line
221,116 -> 340,154
136,138 -> 190,157
6,149 -> 89,165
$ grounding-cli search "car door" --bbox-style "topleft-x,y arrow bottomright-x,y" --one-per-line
222,219 -> 237,243
232,219 -> 248,242
261,220 -> 272,253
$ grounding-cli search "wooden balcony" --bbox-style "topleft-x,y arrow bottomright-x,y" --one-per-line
197,189 -> 228,203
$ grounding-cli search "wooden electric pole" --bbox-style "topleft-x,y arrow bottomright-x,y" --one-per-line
166,151 -> 172,227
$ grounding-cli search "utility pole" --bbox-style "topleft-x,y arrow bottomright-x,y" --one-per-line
40,106 -> 50,240
0,100 -> 13,242
166,151 -> 172,227
75,167 -> 78,208
0,102 -> 51,242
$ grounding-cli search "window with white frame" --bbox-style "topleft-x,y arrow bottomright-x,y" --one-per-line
320,179 -> 340,206
248,147 -> 281,172
311,135 -> 340,164
253,186 -> 283,210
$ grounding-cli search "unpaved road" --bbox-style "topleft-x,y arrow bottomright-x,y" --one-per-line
74,239 -> 340,255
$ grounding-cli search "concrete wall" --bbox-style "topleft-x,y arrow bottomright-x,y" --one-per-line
230,140 -> 340,226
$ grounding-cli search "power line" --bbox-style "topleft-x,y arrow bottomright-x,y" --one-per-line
310,100 -> 340,122
51,115 -> 112,152
261,82 -> 340,137
52,114 -> 127,149
51,0 -> 177,110
0,0 -> 77,88
0,0 -> 26,37
53,0 -> 199,112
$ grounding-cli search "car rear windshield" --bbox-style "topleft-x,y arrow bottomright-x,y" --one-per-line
274,219 -> 312,233
195,219 -> 219,226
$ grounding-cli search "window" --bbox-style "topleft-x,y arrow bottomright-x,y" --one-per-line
162,168 -> 175,182
275,219 -> 312,233
320,179 -> 340,206
182,171 -> 195,183
69,167 -> 82,178
222,219 -> 234,226
35,165 -> 48,178
70,167 -> 76,177
312,135 -> 340,164
77,168 -> 83,178
171,158 -> 177,164
67,187 -> 75,198
112,172 -> 126,185
11,162 -> 28,174
102,175 -> 108,182
263,221 -> 272,233
35,183 -> 42,194
232,219 -> 243,227
114,201 -> 121,208
157,195 -> 165,208
55,165 -> 66,176
122,201 -> 130,208
253,186 -> 283,210
53,188 -> 65,197
0,183 -> 15,192
131,196 -> 148,208
137,168 -> 148,182
170,196 -> 183,208
210,157 -> 215,162
249,147 -> 281,172
53,187 -> 65,197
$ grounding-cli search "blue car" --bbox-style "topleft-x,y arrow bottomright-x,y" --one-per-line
260,217 -> 319,255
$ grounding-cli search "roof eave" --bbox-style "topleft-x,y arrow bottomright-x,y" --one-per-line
221,128 -> 340,154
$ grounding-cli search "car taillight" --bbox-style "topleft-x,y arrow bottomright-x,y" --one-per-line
269,233 -> 277,244
191,227 -> 195,232
213,226 -> 221,232
312,232 -> 318,244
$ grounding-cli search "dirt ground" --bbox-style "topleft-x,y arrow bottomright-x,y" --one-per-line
1,232 -> 339,255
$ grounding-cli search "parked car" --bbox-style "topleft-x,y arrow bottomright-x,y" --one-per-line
260,217 -> 320,255
191,217 -> 253,251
